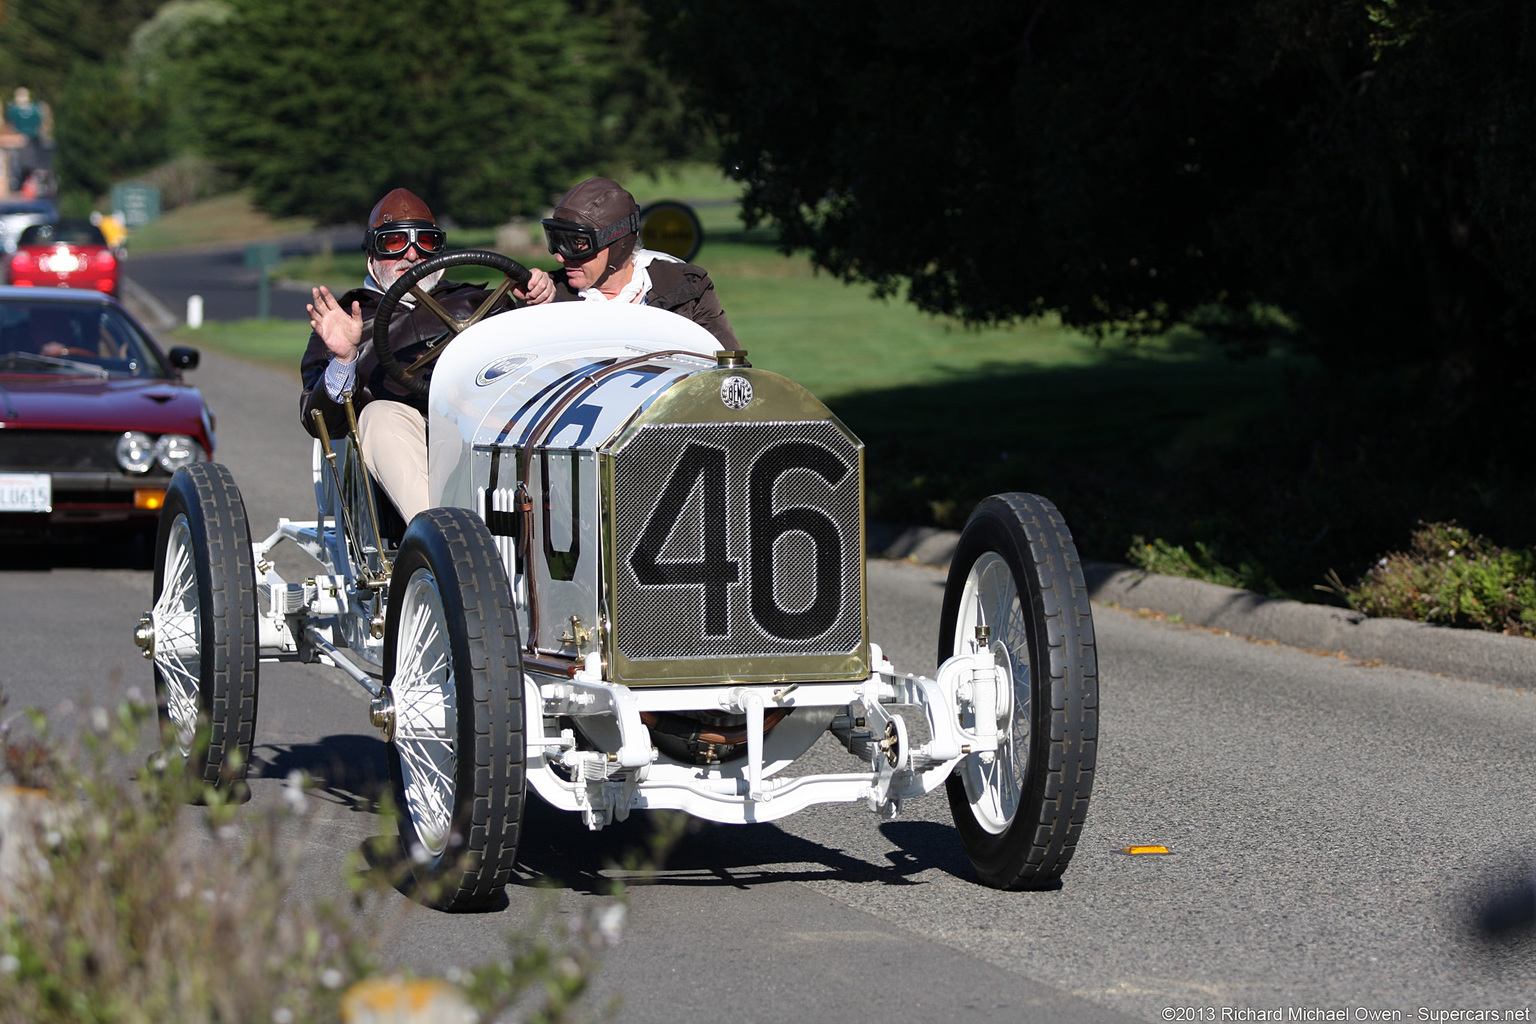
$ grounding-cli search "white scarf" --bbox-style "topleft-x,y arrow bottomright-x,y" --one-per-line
578,248 -> 683,304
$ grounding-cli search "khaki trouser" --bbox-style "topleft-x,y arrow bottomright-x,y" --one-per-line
358,400 -> 428,522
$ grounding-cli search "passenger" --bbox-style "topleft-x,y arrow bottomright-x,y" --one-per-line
542,177 -> 741,351
300,187 -> 554,521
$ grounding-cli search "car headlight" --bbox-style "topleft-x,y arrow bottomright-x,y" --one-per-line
116,431 -> 155,474
153,434 -> 198,472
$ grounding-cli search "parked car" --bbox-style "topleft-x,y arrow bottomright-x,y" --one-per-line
0,286 -> 213,538
6,220 -> 119,295
0,198 -> 57,254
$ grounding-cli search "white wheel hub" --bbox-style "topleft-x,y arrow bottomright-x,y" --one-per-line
953,552 -> 1032,835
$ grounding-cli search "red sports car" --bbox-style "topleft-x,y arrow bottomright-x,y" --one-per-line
6,219 -> 119,295
0,286 -> 213,537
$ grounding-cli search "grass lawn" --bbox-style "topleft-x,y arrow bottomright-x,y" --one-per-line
126,192 -> 319,254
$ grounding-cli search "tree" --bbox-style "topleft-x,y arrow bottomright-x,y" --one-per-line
189,0 -> 656,225
644,1 -> 1535,408
53,62 -> 169,201
0,0 -> 173,204
0,0 -> 166,100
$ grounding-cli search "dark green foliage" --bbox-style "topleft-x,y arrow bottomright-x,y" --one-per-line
0,0 -> 167,100
0,0 -> 174,204
1336,522 -> 1536,637
650,0 -> 1536,608
646,1 -> 1535,410
53,62 -> 170,200
189,0 -> 666,225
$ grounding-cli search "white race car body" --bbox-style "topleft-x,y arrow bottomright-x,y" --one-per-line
140,253 -> 1097,909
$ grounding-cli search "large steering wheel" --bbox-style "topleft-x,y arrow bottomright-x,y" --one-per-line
373,249 -> 533,397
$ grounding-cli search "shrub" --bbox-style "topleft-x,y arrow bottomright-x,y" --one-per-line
1126,535 -> 1276,594
1333,522 -> 1536,637
0,690 -> 622,1024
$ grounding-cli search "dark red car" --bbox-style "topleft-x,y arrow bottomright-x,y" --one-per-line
6,219 -> 119,295
0,286 -> 213,537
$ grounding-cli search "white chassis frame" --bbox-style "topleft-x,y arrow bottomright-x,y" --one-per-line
247,470 -> 1007,834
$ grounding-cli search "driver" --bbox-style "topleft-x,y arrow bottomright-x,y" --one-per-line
542,176 -> 741,351
300,187 -> 554,521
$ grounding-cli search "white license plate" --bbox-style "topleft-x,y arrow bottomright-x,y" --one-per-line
0,473 -> 52,512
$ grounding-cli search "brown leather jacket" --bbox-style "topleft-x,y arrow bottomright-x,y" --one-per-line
551,259 -> 741,350
299,279 -> 506,439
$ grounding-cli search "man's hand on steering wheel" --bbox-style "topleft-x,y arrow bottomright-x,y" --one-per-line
517,269 -> 556,305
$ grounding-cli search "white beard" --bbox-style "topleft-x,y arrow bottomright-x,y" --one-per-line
367,255 -> 443,302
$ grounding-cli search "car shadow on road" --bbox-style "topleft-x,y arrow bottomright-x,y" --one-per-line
510,798 -> 978,894
250,733 -> 392,813
0,533 -> 154,571
249,736 -> 982,902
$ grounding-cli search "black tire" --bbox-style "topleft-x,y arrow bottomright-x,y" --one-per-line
383,507 -> 525,911
149,463 -> 259,795
939,492 -> 1097,889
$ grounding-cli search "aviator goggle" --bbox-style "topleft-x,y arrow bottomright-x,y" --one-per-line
365,221 -> 447,258
541,212 -> 639,264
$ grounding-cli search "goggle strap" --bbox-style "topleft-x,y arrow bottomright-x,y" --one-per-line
591,211 -> 640,250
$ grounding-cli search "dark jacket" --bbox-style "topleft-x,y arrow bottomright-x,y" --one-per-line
300,279 -> 504,439
552,259 -> 741,351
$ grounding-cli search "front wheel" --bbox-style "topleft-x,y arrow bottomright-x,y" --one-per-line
148,463 -> 259,795
939,492 -> 1098,889
384,508 -> 526,911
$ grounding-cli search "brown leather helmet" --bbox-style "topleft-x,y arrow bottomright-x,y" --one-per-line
370,187 -> 435,228
364,187 -> 445,257
543,177 -> 640,277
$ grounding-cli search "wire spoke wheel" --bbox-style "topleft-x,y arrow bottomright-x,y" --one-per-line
151,515 -> 202,754
392,572 -> 457,856
940,493 -> 1098,889
384,508 -> 525,911
149,463 -> 259,796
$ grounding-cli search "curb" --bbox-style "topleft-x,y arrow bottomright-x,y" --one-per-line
119,274 -> 179,332
869,522 -> 1536,691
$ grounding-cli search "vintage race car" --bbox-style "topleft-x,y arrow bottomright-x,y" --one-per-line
134,251 -> 1098,910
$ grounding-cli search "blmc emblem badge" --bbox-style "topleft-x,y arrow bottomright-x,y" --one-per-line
719,375 -> 753,410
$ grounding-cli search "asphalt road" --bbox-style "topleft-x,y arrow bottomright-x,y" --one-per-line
4,337 -> 1536,1021
120,227 -> 360,326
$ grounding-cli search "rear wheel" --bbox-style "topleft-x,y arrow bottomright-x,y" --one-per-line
148,463 -> 259,795
939,492 -> 1097,889
384,508 -> 525,910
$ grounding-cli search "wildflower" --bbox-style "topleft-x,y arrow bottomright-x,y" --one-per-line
283,770 -> 308,815
592,904 -> 626,947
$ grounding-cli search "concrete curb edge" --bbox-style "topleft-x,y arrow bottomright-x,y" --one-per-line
868,522 -> 1536,691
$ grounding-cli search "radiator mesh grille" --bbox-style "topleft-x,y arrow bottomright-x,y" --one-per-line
612,421 -> 861,662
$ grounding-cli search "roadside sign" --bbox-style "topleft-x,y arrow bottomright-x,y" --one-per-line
639,201 -> 703,262
110,183 -> 161,228
243,242 -> 283,319
243,242 -> 281,268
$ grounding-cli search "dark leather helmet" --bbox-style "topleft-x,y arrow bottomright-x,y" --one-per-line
370,187 -> 436,228
546,177 -> 640,275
